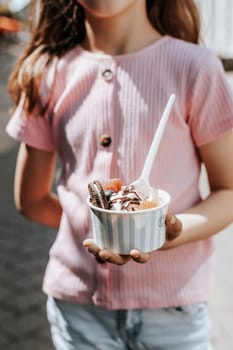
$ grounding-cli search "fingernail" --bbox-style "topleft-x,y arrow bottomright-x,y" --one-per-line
130,250 -> 139,259
83,239 -> 91,247
170,215 -> 176,224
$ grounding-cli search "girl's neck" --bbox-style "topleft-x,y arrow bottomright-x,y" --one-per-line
81,4 -> 161,56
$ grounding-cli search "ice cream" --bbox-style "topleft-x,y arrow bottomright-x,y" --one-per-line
88,179 -> 159,212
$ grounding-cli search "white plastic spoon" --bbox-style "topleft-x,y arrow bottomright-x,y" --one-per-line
131,94 -> 176,199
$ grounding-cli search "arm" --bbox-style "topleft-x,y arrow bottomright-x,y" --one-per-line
162,129 -> 233,249
14,143 -> 62,228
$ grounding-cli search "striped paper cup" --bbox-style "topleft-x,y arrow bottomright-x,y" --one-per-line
87,189 -> 170,254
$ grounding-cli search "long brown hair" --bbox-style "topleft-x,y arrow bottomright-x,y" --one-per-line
8,0 -> 200,115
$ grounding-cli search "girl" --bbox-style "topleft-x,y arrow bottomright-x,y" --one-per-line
6,0 -> 233,349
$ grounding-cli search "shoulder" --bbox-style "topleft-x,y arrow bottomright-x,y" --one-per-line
158,36 -> 226,93
40,45 -> 84,85
57,45 -> 84,72
41,45 -> 85,95
163,36 -> 223,72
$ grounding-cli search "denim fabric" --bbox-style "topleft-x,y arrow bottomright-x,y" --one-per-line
47,296 -> 213,350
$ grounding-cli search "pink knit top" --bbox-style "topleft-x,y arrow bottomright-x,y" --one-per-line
6,36 -> 233,309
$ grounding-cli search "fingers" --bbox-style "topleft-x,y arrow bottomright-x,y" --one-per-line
165,213 -> 182,241
83,238 -> 106,263
130,249 -> 151,263
83,239 -> 151,264
99,250 -> 131,265
83,239 -> 130,265
83,238 -> 100,255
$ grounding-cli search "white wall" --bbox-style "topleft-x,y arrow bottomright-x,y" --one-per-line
197,0 -> 233,58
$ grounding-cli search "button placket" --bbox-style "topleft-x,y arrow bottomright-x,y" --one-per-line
98,61 -> 117,152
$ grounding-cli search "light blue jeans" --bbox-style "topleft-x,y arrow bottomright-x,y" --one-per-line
47,296 -> 213,350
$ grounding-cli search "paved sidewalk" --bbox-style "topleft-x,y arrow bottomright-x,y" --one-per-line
0,36 -> 55,350
0,36 -> 233,350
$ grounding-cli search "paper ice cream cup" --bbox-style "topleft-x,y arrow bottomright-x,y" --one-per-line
87,189 -> 170,254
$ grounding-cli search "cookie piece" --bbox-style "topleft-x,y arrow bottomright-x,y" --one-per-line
88,180 -> 109,209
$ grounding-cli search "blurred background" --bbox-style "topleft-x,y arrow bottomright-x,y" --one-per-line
0,2 -> 56,349
0,1 -> 233,349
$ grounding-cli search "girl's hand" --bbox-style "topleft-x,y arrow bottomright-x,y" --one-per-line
83,239 -> 148,265
160,213 -> 183,250
83,213 -> 182,264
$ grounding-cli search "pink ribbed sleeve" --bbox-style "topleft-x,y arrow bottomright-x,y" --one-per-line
189,50 -> 233,146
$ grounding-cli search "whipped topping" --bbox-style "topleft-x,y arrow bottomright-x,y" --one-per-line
109,185 -> 144,211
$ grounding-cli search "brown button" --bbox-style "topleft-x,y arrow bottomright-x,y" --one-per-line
99,134 -> 112,147
102,69 -> 114,81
